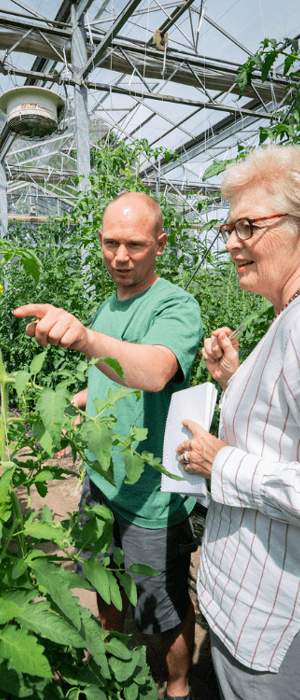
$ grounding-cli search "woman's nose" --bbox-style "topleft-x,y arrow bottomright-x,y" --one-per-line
226,229 -> 243,252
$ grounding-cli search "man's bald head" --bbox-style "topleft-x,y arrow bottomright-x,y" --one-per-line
103,191 -> 163,239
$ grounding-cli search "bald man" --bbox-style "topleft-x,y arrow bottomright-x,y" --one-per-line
14,192 -> 202,700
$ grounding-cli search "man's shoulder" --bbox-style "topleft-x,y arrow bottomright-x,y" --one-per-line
155,278 -> 199,306
94,294 -> 114,315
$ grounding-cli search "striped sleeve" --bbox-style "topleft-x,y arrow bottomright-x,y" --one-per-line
211,446 -> 300,527
211,324 -> 300,527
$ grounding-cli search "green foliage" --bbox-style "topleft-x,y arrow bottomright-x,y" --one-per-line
0,240 -> 42,283
0,136 -> 208,381
0,218 -> 97,377
237,37 -> 300,144
0,354 -> 159,699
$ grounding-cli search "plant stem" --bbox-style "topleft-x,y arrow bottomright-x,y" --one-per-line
0,351 -> 9,463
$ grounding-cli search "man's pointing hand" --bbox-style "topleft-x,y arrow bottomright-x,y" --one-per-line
13,304 -> 90,352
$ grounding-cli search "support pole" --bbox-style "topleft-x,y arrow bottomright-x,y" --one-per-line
0,163 -> 8,237
71,4 -> 90,192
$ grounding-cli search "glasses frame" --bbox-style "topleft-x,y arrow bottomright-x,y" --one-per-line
219,212 -> 288,243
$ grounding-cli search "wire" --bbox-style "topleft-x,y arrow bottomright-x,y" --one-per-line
184,230 -> 219,289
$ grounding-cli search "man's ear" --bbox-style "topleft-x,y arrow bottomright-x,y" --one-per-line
156,231 -> 167,256
99,230 -> 103,246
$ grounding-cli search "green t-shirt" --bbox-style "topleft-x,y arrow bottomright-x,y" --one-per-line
86,278 -> 202,528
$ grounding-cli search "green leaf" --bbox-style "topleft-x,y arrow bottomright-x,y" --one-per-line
19,250 -> 42,282
90,356 -> 123,378
24,521 -> 66,547
66,690 -> 80,700
123,451 -> 145,484
118,572 -> 137,607
106,570 -> 123,611
0,663 -> 34,698
140,450 -> 183,480
83,560 -> 111,605
61,663 -> 103,687
36,388 -> 67,442
124,683 -> 139,700
0,242 -> 42,282
85,688 -> 107,700
102,356 -> 124,377
30,351 -> 47,376
0,626 -> 51,678
13,370 -> 30,398
0,467 -> 14,522
39,430 -> 54,456
202,159 -> 233,181
16,602 -> 86,648
106,637 -> 132,660
106,386 -> 131,404
284,53 -> 298,75
0,591 -> 34,624
30,559 -> 81,630
128,563 -> 159,577
109,654 -> 138,682
81,420 -> 112,471
129,427 -> 148,443
11,558 -> 28,580
261,50 -> 277,80
78,607 -> 110,678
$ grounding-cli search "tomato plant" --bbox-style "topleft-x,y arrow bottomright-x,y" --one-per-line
0,346 -> 168,699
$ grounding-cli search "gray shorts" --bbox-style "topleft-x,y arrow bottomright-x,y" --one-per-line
79,476 -> 197,635
210,629 -> 300,700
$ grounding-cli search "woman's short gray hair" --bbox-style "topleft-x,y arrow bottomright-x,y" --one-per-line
222,145 -> 300,218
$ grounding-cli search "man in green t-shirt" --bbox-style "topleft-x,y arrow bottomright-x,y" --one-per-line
14,192 -> 202,700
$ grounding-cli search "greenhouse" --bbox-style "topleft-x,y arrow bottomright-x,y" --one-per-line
0,1 -> 300,699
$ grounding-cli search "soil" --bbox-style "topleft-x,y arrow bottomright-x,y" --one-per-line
26,456 -> 220,700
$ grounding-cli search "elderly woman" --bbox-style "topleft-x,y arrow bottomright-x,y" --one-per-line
177,144 -> 300,700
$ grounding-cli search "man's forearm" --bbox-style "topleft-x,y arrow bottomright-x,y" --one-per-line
12,304 -> 178,393
83,329 -> 178,392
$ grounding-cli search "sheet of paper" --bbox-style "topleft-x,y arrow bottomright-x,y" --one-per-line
161,382 -> 218,506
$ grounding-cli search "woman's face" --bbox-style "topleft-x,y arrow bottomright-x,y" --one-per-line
226,186 -> 300,306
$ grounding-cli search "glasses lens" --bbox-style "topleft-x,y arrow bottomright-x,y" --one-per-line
235,218 -> 252,239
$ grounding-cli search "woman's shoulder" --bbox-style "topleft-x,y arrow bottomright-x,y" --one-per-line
273,297 -> 300,347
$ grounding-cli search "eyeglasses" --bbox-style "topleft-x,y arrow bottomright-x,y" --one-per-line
219,213 -> 288,244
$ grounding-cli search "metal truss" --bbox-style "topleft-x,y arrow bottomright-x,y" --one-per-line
0,0 -> 296,218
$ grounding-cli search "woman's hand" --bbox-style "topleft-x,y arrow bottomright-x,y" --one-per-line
202,327 -> 239,389
176,419 -> 227,479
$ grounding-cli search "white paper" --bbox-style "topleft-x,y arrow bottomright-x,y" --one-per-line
161,382 -> 218,506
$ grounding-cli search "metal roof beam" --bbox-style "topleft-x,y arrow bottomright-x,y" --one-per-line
0,14 -> 71,37
203,14 -> 253,57
81,0 -> 144,79
154,0 -> 195,37
0,60 -> 276,122
0,24 -> 291,100
24,0 -> 93,85
141,99 -> 268,177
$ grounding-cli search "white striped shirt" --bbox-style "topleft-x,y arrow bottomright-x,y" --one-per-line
198,297 -> 300,673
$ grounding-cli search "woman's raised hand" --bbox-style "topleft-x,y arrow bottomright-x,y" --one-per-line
202,327 -> 240,389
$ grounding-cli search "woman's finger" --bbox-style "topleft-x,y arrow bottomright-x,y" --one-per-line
176,441 -> 190,454
182,419 -> 204,436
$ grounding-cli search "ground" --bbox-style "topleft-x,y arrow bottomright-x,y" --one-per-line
26,457 -> 220,700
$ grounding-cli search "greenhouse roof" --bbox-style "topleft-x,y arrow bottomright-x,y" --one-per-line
0,0 -> 299,219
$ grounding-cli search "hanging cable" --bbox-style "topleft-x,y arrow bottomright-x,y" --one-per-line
184,230 -> 219,289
